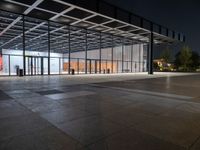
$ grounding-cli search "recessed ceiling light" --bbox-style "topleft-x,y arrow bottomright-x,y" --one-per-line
5,4 -> 14,10
79,23 -> 89,27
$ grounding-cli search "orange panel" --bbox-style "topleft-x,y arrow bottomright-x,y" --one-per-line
62,61 -> 117,73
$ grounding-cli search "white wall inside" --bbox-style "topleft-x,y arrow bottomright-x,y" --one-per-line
0,44 -> 147,75
1,49 -> 63,75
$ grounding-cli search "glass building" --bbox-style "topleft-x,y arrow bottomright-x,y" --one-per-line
0,0 -> 184,76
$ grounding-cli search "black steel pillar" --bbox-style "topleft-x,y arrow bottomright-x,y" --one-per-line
59,57 -> 61,74
41,57 -> 44,75
131,40 -> 133,72
106,60 -> 107,71
117,60 -> 118,73
139,44 -> 141,72
85,29 -> 88,74
111,35 -> 114,73
68,26 -> 71,74
148,23 -> 154,75
47,21 -> 50,75
95,60 -> 97,74
22,15 -> 26,75
89,59 -> 91,74
99,32 -> 102,73
8,55 -> 11,76
77,58 -> 79,74
122,39 -> 124,73
31,57 -> 33,75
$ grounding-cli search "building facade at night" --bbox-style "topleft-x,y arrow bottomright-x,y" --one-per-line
0,0 -> 184,76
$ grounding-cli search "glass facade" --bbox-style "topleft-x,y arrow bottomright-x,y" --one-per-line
0,10 -> 147,76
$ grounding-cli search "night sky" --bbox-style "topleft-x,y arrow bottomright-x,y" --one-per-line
105,0 -> 200,54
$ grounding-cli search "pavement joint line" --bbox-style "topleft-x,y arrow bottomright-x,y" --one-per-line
188,134 -> 200,150
89,83 -> 193,100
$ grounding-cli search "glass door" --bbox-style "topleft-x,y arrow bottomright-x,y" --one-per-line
33,57 -> 41,75
94,60 -> 98,74
26,56 -> 32,75
25,56 -> 46,75
87,59 -> 92,74
91,60 -> 95,74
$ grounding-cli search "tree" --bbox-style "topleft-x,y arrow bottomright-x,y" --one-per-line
153,61 -> 160,71
190,51 -> 200,71
175,46 -> 192,71
160,47 -> 172,63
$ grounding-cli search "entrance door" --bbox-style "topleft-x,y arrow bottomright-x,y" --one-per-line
87,59 -> 96,74
94,60 -> 98,74
87,59 -> 92,74
25,56 -> 44,75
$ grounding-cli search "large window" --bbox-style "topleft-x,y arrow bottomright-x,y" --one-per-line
0,55 -> 9,75
113,36 -> 123,73
86,31 -> 100,74
0,10 -> 147,76
101,34 -> 112,74
123,39 -> 132,73
50,22 -> 69,74
24,16 -> 48,75
0,11 -> 23,76
70,26 -> 86,74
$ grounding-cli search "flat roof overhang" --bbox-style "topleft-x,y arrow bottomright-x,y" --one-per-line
0,0 -> 185,53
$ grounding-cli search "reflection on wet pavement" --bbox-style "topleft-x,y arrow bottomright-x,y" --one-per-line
0,73 -> 200,150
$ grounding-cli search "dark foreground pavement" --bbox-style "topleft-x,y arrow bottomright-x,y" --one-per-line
1,73 -> 200,150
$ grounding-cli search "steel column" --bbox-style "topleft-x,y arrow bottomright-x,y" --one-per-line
85,29 -> 88,74
68,26 -> 71,74
139,44 -> 141,72
22,15 -> 26,75
99,32 -> 102,73
59,57 -> 61,74
122,39 -> 124,73
89,59 -> 91,74
95,60 -> 97,74
117,60 -> 118,73
148,24 -> 154,74
47,21 -> 50,75
41,57 -> 44,75
111,35 -> 114,73
77,58 -> 79,74
8,55 -> 11,76
131,40 -> 133,72
31,57 -> 33,75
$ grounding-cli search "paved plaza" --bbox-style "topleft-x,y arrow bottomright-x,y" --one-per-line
0,73 -> 200,150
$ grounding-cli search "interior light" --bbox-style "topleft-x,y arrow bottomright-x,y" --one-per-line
80,23 -> 88,27
96,27 -> 103,30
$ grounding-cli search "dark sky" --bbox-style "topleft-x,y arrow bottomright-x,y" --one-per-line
104,0 -> 200,53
